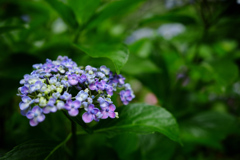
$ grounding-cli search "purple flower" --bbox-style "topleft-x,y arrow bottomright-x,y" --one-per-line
19,96 -> 34,110
120,90 -> 134,105
97,97 -> 105,104
96,80 -> 106,91
100,101 -> 109,108
96,72 -> 105,78
65,100 -> 81,116
118,75 -> 125,85
57,100 -> 65,110
60,91 -> 72,100
78,74 -> 87,83
29,81 -> 42,93
82,104 -> 100,123
105,84 -> 113,96
100,65 -> 110,75
20,86 -> 29,95
26,106 -> 45,126
68,74 -> 79,85
57,65 -> 65,73
32,64 -> 42,69
61,80 -> 70,88
52,92 -> 60,99
17,56 -> 135,126
101,104 -> 116,119
49,77 -> 57,84
89,82 -> 97,91
85,65 -> 97,72
43,98 -> 57,114
76,90 -> 88,102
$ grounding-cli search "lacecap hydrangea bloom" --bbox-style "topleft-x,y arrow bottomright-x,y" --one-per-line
17,56 -> 135,126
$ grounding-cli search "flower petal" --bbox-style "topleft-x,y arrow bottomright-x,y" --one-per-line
43,106 -> 51,114
69,108 -> 79,116
109,104 -> 116,111
108,111 -> 116,118
19,102 -> 30,110
100,101 -> 109,108
26,111 -> 33,119
101,111 -> 108,119
37,114 -> 45,122
68,79 -> 78,85
93,108 -> 100,114
73,100 -> 81,108
89,83 -> 96,90
30,119 -> 38,126
82,112 -> 93,123
88,104 -> 95,110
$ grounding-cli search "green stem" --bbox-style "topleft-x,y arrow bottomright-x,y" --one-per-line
71,121 -> 77,160
44,133 -> 72,160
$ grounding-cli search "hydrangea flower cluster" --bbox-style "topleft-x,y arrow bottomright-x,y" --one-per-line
17,56 -> 135,126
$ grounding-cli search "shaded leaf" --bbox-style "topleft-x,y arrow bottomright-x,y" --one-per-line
88,0 -> 144,29
140,14 -> 196,26
73,43 -> 129,74
0,26 -> 27,34
211,60 -> 238,85
0,139 -> 62,160
122,54 -> 160,75
180,111 -> 237,149
139,133 -> 177,160
93,103 -> 181,143
45,0 -> 78,28
67,0 -> 100,24
110,133 -> 139,159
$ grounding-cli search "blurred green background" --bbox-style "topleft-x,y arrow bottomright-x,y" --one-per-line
1,0 -> 240,159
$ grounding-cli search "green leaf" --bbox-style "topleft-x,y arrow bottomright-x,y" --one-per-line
87,0 -> 144,29
45,0 -> 78,28
0,139 -> 62,160
0,26 -> 27,34
121,54 -> 160,75
139,133 -> 177,160
67,0 -> 100,24
110,133 -> 139,158
180,111 -> 237,149
93,103 -> 181,143
140,14 -> 196,26
210,60 -> 238,85
73,43 -> 129,74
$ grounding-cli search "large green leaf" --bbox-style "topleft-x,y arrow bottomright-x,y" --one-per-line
139,133 -> 177,160
0,140 -> 63,160
180,111 -> 237,149
121,54 -> 160,75
87,0 -> 144,29
73,43 -> 129,74
93,103 -> 180,143
67,0 -> 100,24
45,0 -> 78,29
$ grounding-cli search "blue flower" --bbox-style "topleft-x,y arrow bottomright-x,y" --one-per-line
19,96 -> 34,110
43,98 -> 57,114
18,56 -> 134,126
60,91 -> 72,100
76,90 -> 88,102
101,104 -> 116,119
65,100 -> 81,116
82,104 -> 100,123
26,106 -> 45,126
68,74 -> 79,85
